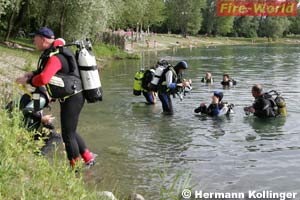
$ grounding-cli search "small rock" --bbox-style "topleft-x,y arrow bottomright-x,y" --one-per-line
97,191 -> 117,200
129,193 -> 145,200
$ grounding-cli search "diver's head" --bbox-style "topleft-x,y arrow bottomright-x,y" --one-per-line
223,73 -> 230,82
252,84 -> 263,98
206,72 -> 212,79
213,90 -> 223,102
157,59 -> 168,67
174,61 -> 188,74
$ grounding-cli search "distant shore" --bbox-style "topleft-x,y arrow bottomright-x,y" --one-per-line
125,34 -> 300,53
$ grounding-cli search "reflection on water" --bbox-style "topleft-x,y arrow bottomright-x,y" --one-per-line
78,44 -> 300,199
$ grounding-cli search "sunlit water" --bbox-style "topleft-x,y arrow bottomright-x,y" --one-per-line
76,45 -> 300,199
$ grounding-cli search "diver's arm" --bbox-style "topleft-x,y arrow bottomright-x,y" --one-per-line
166,71 -> 176,89
30,56 -> 62,86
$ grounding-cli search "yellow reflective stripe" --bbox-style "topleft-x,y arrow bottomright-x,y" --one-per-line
46,84 -> 53,96
60,90 -> 83,101
49,49 -> 59,57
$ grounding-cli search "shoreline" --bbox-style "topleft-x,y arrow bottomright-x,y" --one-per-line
125,34 -> 300,53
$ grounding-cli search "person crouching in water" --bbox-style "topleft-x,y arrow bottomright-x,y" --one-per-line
158,61 -> 191,115
244,84 -> 277,118
194,91 -> 233,116
15,27 -> 95,168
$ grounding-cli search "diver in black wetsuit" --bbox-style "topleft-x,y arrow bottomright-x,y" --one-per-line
221,73 -> 237,87
244,84 -> 277,118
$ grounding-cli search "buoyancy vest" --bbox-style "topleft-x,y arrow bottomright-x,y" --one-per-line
149,63 -> 170,92
195,102 -> 234,116
37,46 -> 83,99
158,66 -> 178,93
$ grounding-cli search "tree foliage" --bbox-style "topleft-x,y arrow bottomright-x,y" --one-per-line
201,0 -> 234,36
233,17 -> 259,38
1,0 -> 300,41
288,12 -> 300,35
258,17 -> 290,38
165,0 -> 204,36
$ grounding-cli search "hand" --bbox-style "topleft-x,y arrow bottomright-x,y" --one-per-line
15,76 -> 28,85
200,103 -> 206,107
24,72 -> 33,78
15,72 -> 33,85
182,81 -> 191,87
244,106 -> 255,113
41,114 -> 55,125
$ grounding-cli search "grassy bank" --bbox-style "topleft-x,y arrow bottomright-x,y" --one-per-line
0,104 -> 98,199
3,37 -> 140,60
93,43 -> 140,60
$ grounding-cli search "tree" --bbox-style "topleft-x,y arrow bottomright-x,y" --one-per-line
3,0 -> 31,40
201,0 -> 234,36
233,17 -> 259,38
259,17 -> 290,38
143,0 -> 165,32
214,16 -> 234,35
0,0 -> 11,17
165,0 -> 204,36
288,9 -> 300,35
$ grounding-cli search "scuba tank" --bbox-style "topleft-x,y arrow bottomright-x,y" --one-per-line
275,95 -> 287,117
149,60 -> 169,92
133,70 -> 144,96
76,39 -> 103,103
268,90 -> 287,117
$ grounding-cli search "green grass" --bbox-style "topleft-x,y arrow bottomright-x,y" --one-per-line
0,106 -> 99,199
93,43 -> 140,60
155,161 -> 195,200
8,37 -> 36,49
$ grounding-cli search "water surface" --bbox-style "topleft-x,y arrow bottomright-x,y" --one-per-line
78,44 -> 300,199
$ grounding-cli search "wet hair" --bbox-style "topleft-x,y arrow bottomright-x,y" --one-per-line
252,84 -> 263,94
223,73 -> 229,78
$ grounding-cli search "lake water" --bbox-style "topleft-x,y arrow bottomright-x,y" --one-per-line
78,44 -> 300,199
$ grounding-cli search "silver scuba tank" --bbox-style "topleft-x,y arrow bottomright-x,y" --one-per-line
77,39 -> 103,102
149,65 -> 166,92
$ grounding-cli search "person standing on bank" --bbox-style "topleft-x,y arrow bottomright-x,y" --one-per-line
158,61 -> 191,115
16,27 -> 95,168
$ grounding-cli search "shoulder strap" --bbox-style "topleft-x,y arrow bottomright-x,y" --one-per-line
52,47 -> 80,78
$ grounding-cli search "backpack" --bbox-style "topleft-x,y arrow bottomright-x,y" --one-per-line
149,62 -> 171,92
45,47 -> 83,99
43,39 -> 103,103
